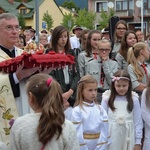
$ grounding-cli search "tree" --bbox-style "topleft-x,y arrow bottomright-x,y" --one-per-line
75,9 -> 96,29
61,0 -> 79,12
14,0 -> 32,2
98,9 -> 115,30
42,11 -> 53,31
61,13 -> 75,32
18,14 -> 26,30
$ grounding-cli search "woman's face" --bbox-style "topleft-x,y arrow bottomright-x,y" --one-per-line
40,37 -> 48,46
116,23 -> 127,39
57,31 -> 68,49
15,37 -> 24,49
142,44 -> 150,61
24,32 -> 31,42
90,33 -> 101,51
126,33 -> 137,47
81,33 -> 88,48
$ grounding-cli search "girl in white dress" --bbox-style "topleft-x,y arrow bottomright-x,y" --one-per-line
101,70 -> 143,150
141,76 -> 150,150
71,75 -> 109,150
9,73 -> 79,150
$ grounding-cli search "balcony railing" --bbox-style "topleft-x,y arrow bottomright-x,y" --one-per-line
143,9 -> 150,16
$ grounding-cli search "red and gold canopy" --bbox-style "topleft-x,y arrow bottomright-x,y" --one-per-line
0,51 -> 75,73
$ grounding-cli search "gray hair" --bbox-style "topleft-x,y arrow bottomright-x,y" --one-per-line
0,13 -> 18,24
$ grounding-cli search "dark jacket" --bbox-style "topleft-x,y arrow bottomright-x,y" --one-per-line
46,49 -> 80,106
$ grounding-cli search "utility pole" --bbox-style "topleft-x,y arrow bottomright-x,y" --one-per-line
141,0 -> 143,32
35,0 -> 39,45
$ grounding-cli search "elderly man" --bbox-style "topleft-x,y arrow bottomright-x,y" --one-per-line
0,13 -> 39,144
70,25 -> 82,49
135,30 -> 144,42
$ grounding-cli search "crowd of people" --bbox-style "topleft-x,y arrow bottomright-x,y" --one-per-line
0,12 -> 150,150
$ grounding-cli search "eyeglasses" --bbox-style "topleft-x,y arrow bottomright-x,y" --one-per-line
4,25 -> 20,32
116,28 -> 126,31
136,34 -> 143,36
99,48 -> 110,52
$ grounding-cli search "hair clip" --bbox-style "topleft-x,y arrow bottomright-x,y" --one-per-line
46,78 -> 53,87
112,76 -> 130,82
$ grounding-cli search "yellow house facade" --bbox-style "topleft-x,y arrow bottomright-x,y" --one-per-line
18,0 -> 64,31
34,0 -> 64,31
0,0 -> 65,31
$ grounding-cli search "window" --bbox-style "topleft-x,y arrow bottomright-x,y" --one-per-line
95,1 -> 108,12
20,8 -> 27,15
143,0 -> 150,9
116,0 -> 133,11
129,1 -> 133,10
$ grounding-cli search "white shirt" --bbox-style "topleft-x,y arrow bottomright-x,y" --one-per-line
70,35 -> 80,49
9,113 -> 80,150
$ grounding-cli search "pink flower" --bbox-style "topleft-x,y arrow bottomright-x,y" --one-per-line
9,119 -> 15,127
112,76 -> 120,82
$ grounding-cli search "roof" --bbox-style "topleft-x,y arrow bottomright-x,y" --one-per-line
0,0 -> 61,19
59,6 -> 77,16
0,0 -> 20,12
55,0 -> 88,9
16,2 -> 34,9
22,9 -> 34,18
0,0 -> 45,18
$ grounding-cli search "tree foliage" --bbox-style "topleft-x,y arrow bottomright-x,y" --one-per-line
61,13 -> 75,32
99,9 -> 115,30
14,0 -> 32,2
42,11 -> 53,31
75,9 -> 96,29
61,0 -> 79,12
18,14 -> 26,30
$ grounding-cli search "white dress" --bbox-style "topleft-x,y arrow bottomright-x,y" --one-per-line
71,101 -> 109,150
141,88 -> 150,150
101,90 -> 143,150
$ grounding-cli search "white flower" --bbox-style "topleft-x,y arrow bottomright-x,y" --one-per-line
102,90 -> 111,98
132,91 -> 139,98
116,116 -> 125,125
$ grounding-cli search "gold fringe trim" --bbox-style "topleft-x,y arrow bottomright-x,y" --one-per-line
83,133 -> 100,139
80,143 -> 86,146
97,141 -> 108,146
72,121 -> 81,124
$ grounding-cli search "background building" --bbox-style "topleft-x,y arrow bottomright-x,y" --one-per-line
0,0 -> 64,31
88,0 -> 150,36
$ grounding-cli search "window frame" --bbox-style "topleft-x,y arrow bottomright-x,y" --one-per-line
115,0 -> 133,12
95,1 -> 108,13
20,8 -> 27,15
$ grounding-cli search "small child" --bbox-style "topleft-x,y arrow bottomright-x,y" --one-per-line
71,75 -> 109,150
9,73 -> 79,150
101,70 -> 143,150
141,76 -> 150,150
